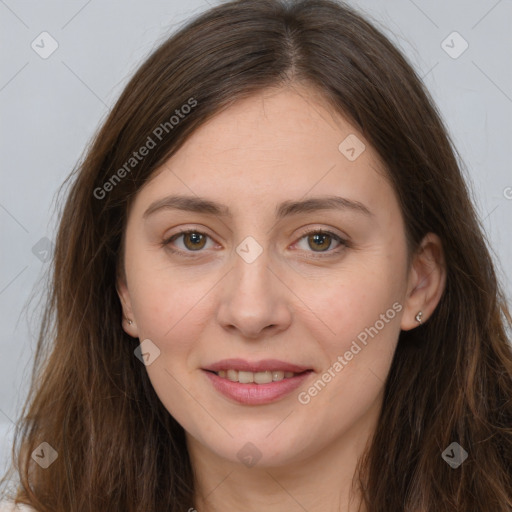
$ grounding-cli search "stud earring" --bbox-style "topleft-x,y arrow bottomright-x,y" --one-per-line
415,311 -> 423,324
127,319 -> 133,325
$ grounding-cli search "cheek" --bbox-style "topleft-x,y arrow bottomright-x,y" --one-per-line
294,274 -> 401,428
126,259 -> 215,420
293,249 -> 405,384
126,247 -> 215,341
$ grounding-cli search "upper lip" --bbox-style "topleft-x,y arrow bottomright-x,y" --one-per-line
203,358 -> 312,373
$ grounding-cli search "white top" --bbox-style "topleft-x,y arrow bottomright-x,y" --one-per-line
0,502 -> 35,512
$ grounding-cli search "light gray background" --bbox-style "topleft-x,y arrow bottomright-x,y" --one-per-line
1,0 -> 511,474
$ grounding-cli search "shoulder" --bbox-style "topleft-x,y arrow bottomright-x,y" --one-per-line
0,502 -> 35,512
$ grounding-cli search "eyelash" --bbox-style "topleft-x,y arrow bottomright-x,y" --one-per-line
161,227 -> 349,259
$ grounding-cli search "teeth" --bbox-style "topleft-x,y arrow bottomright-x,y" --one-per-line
272,370 -> 285,381
215,369 -> 299,383
238,371 -> 254,384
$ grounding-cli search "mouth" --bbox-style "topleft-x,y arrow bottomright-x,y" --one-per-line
201,358 -> 314,405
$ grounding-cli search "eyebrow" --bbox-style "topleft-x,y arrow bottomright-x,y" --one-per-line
143,194 -> 373,220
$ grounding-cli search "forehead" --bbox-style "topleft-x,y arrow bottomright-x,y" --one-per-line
133,85 -> 396,221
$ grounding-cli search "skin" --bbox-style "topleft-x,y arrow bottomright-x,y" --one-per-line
117,83 -> 446,512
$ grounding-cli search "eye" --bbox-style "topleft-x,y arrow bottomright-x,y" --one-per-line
162,229 -> 216,256
293,229 -> 348,257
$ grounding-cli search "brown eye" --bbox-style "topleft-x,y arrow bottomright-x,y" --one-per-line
182,232 -> 207,251
294,229 -> 348,257
162,229 -> 214,255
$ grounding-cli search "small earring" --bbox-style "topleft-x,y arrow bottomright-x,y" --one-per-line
127,319 -> 133,325
415,311 -> 423,324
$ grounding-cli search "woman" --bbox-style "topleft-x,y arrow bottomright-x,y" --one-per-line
1,0 -> 511,510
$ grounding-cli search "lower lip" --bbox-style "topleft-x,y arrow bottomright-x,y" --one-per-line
203,370 -> 313,405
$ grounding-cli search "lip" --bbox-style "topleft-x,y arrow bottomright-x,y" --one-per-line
203,358 -> 312,373
203,369 -> 314,405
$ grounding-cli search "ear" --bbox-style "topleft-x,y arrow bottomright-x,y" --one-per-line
401,232 -> 446,331
116,273 -> 139,338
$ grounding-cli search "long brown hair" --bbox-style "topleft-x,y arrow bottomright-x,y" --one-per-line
2,0 -> 511,510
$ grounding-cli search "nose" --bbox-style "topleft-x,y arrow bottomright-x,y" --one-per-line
215,244 -> 293,339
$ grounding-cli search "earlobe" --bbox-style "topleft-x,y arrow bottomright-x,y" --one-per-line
116,277 -> 138,337
400,233 -> 446,331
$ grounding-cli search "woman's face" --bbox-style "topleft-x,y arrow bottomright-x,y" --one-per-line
118,85 -> 422,467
